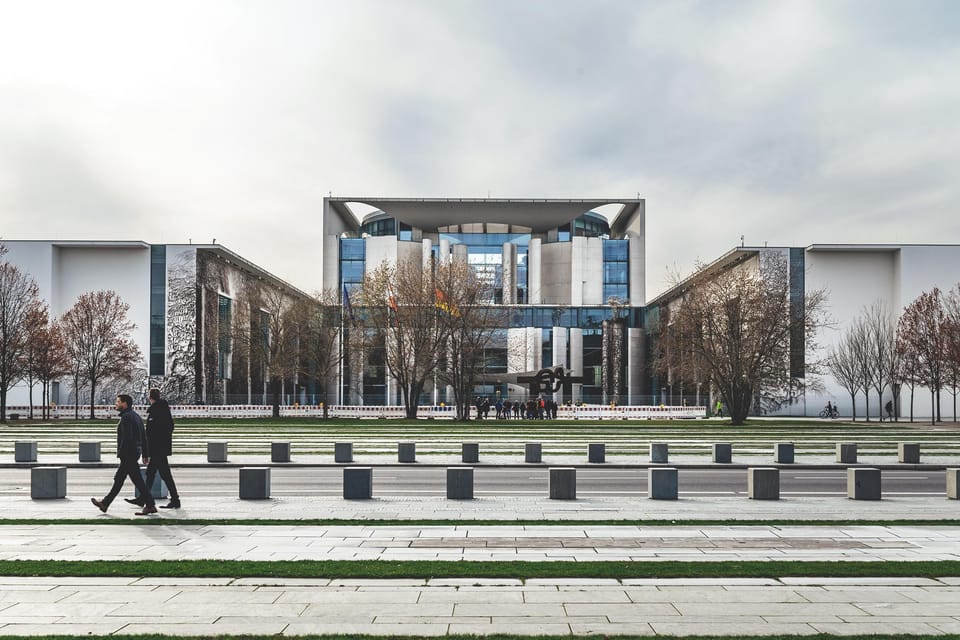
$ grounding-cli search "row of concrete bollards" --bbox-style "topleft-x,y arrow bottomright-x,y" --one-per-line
25,465 -> 960,501
9,440 -> 931,465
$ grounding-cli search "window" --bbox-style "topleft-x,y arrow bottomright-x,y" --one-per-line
149,245 -> 166,376
602,239 -> 629,303
217,295 -> 232,380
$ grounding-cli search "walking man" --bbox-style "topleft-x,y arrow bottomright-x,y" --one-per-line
127,388 -> 181,509
91,394 -> 157,515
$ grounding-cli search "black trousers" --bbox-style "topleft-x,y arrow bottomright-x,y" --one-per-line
144,454 -> 179,501
103,456 -> 155,507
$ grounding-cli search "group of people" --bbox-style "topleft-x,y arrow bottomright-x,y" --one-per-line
474,396 -> 559,420
91,388 -> 181,516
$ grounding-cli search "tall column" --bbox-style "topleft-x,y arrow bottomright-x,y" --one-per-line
528,238 -> 542,304
422,239 -> 433,267
439,238 -> 451,265
569,328 -> 583,403
453,243 -> 468,263
502,243 -> 517,304
552,327 -> 568,403
627,328 -> 643,405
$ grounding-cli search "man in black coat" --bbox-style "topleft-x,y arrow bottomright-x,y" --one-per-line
127,388 -> 181,509
91,394 -> 157,515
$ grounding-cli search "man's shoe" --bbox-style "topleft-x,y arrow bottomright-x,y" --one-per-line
90,498 -> 107,513
159,500 -> 181,509
124,498 -> 145,507
135,505 -> 158,516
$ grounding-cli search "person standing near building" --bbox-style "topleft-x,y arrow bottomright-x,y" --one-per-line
127,388 -> 181,509
91,394 -> 157,516
715,399 -> 723,418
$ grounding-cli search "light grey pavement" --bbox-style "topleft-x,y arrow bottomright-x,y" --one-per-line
2,523 -> 960,562
3,494 -> 959,522
0,576 -> 959,636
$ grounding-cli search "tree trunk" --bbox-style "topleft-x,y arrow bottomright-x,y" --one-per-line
28,377 -> 34,419
73,373 -> 80,419
849,392 -> 856,422
89,378 -> 96,419
270,376 -> 280,418
909,387 -> 914,423
863,388 -> 870,422
0,386 -> 6,422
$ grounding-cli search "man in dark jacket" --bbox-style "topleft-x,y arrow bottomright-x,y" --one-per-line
127,388 -> 181,509
91,394 -> 157,515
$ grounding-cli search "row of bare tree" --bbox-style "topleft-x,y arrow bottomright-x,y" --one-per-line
1,242 -> 141,420
827,285 -> 960,424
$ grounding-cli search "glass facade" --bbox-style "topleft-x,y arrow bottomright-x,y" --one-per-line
340,238 -> 366,293
360,217 -> 396,237
789,247 -> 805,379
149,245 -> 166,376
439,232 -> 531,304
602,239 -> 629,303
217,295 -> 232,380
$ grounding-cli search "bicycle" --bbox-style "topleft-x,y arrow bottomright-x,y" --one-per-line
819,407 -> 839,419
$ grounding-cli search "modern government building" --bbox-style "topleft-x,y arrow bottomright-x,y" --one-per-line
5,197 -> 960,418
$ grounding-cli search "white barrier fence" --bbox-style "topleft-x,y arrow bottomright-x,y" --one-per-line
4,404 -> 705,420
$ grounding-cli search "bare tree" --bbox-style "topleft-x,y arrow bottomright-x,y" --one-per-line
60,291 -> 142,419
943,283 -> 960,422
22,305 -> 51,418
298,288 -> 344,413
27,315 -> 70,419
852,302 -> 898,422
655,252 -> 827,425
435,260 -> 505,421
897,288 -> 947,425
826,327 -> 863,421
356,255 -> 458,419
0,244 -> 41,421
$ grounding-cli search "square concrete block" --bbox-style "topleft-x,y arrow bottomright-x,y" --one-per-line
648,467 -> 678,500
334,442 -> 353,463
836,443 -> 858,464
271,442 -> 291,463
78,441 -> 101,462
207,441 -> 228,463
239,467 -> 271,499
446,467 -> 474,500
948,468 -> 959,500
649,443 -> 669,463
847,467 -> 881,500
898,443 -> 920,464
525,443 -> 542,463
774,442 -> 795,464
462,443 -> 479,464
398,442 -> 416,463
549,467 -> 576,500
31,466 -> 66,499
135,467 -> 168,499
588,443 -> 605,463
15,441 -> 37,463
748,467 -> 780,500
343,467 -> 372,499
712,443 -> 732,463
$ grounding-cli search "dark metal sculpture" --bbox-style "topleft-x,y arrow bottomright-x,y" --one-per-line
517,367 -> 588,397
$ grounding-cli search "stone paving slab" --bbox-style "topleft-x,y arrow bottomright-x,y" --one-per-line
0,577 -> 957,636
2,494 -> 960,522
0,523 -> 958,562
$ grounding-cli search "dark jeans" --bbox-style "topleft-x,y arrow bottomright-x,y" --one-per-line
103,456 -> 155,508
145,454 -> 179,501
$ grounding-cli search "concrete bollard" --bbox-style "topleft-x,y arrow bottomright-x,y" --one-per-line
78,442 -> 101,463
836,443 -> 858,464
649,443 -> 669,463
748,467 -> 780,500
774,443 -> 795,464
398,442 -> 416,463
239,467 -> 271,499
343,467 -> 373,499
898,443 -> 920,464
31,466 -> 66,499
947,469 -> 959,500
446,467 -> 474,500
549,467 -> 576,500
648,467 -> 678,500
334,442 -> 353,463
271,442 -> 291,463
525,443 -> 542,463
135,467 -> 168,500
462,443 -> 479,464
588,443 -> 606,463
14,441 -> 37,463
712,443 -> 732,464
207,442 -> 228,463
847,467 -> 881,500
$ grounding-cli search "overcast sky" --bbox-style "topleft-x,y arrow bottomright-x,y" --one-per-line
1,0 -> 958,297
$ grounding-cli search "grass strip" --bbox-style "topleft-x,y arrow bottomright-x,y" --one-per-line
2,559 -> 960,579
3,518 -> 960,527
